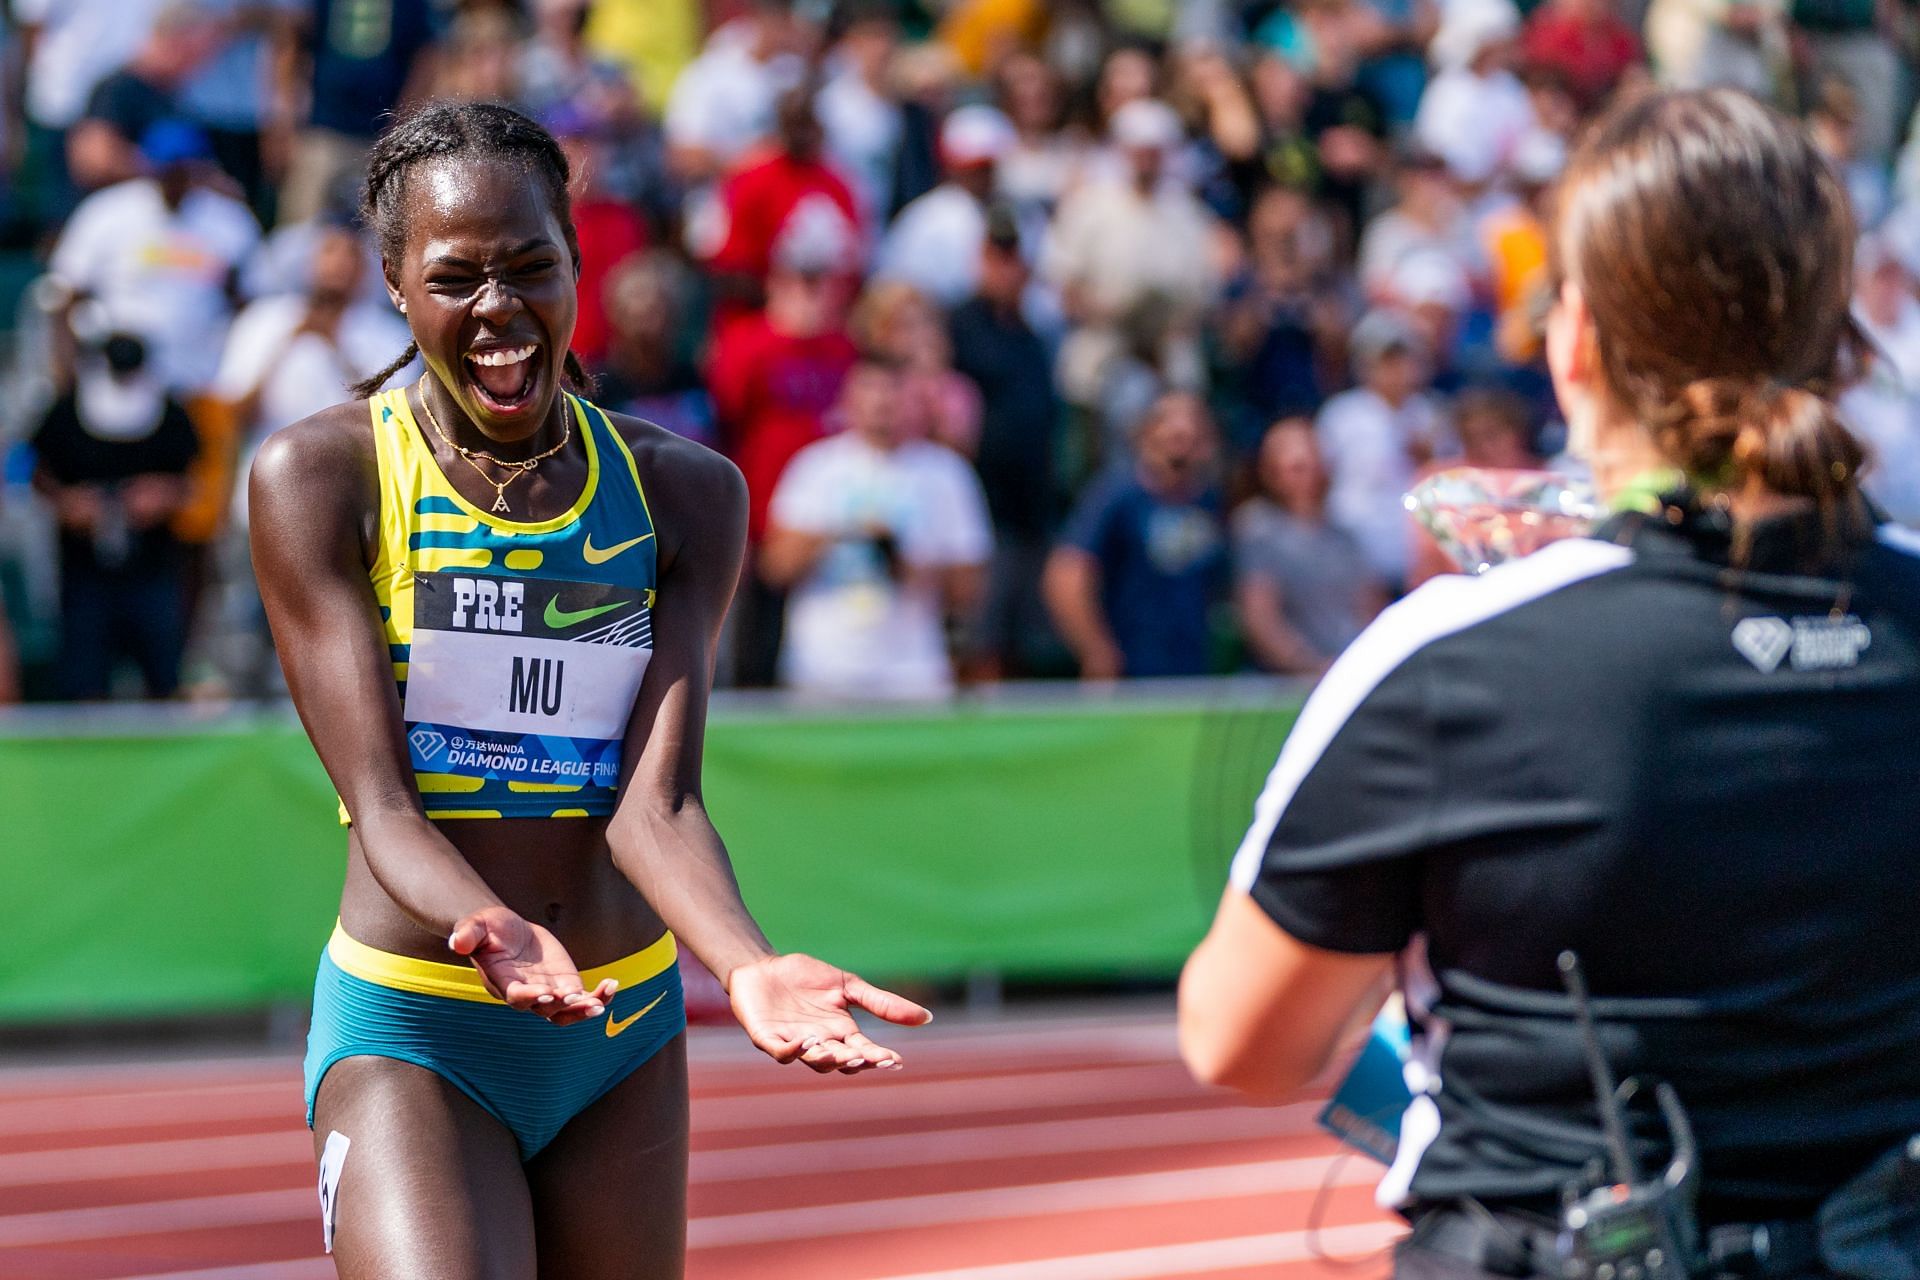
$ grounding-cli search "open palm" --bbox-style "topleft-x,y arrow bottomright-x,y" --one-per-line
729,952 -> 931,1074
449,906 -> 616,1026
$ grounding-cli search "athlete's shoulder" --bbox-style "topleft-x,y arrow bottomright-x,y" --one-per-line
595,405 -> 747,541
249,399 -> 382,528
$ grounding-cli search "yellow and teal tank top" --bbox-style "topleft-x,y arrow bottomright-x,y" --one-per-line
361,387 -> 657,821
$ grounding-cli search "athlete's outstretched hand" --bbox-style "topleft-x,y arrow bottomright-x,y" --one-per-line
729,953 -> 931,1074
449,906 -> 618,1027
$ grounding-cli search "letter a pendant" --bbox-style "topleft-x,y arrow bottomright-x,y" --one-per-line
492,487 -> 510,513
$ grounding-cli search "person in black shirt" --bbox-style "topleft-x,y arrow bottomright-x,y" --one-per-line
1180,88 -> 1920,1277
31,333 -> 200,699
951,212 -> 1060,678
67,4 -> 220,192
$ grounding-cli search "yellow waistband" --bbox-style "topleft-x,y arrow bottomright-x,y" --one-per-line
327,922 -> 677,1004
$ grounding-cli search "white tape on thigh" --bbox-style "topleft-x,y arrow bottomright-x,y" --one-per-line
318,1130 -> 351,1253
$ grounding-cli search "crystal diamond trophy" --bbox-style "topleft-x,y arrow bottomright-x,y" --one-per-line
1405,468 -> 1601,575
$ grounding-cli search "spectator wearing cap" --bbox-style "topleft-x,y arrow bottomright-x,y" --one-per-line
277,0 -> 440,226
704,83 -> 864,329
817,0 -> 904,226
1518,0 -> 1642,112
873,105 -> 1017,311
1314,308 -> 1445,588
67,2 -> 222,193
761,356 -> 993,700
1413,0 -> 1536,189
663,0 -> 806,187
1045,391 -> 1230,680
1046,99 -> 1220,410
49,120 -> 260,396
951,213 -> 1063,679
709,212 -> 860,685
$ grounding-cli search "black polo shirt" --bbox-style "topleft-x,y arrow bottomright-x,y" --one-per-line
1232,505 -> 1920,1221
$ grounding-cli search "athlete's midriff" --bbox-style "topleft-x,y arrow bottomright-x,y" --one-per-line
338,817 -> 668,971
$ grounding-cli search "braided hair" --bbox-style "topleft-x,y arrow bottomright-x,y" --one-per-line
349,101 -> 594,399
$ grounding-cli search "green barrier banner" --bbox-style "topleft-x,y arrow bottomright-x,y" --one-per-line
0,689 -> 1304,1022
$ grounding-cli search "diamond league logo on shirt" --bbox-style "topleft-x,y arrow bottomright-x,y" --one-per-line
408,727 -> 448,762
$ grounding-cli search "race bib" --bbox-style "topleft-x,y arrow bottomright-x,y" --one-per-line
403,571 -> 652,787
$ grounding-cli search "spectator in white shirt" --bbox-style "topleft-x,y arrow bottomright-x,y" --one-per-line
873,105 -> 1016,310
215,218 -> 412,526
49,120 -> 261,394
1315,308 -> 1445,586
1046,98 -> 1219,407
761,356 -> 992,699
1414,0 -> 1536,189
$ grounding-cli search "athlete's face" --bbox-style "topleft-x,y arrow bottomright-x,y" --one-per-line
386,156 -> 578,443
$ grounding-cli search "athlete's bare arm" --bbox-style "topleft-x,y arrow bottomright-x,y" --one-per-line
604,417 -> 933,1074
249,403 -> 609,1025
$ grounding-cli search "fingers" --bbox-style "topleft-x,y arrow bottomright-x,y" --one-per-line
844,975 -> 934,1027
447,916 -> 489,958
795,1032 -> 903,1074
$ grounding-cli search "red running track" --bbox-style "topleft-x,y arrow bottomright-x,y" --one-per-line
0,1004 -> 1402,1280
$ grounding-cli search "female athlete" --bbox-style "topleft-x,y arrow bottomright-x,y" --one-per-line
250,102 -> 930,1278
1181,88 -> 1920,1278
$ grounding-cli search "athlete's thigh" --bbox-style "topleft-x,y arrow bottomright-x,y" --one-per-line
525,1033 -> 690,1280
313,1055 -> 537,1280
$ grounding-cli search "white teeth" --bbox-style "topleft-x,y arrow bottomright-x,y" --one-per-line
467,345 -> 536,368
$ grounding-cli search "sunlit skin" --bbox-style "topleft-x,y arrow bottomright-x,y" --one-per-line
248,145 -> 930,1275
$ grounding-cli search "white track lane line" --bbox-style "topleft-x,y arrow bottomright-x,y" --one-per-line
0,1062 -> 1197,1143
684,1155 -> 1379,1249
0,1154 -> 1376,1248
860,1221 -> 1405,1280
5,1102 -> 1329,1189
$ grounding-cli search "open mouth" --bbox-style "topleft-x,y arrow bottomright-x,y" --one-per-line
464,343 -> 542,414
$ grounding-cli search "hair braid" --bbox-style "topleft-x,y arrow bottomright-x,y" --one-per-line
349,340 -> 420,399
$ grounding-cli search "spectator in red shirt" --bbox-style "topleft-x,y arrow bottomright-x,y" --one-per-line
550,106 -> 649,367
705,83 -> 864,331
1520,0 -> 1643,111
709,214 -> 860,685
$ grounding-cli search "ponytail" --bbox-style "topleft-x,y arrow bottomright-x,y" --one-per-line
1659,375 -> 1870,542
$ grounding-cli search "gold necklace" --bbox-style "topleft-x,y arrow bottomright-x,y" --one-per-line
416,381 -> 571,514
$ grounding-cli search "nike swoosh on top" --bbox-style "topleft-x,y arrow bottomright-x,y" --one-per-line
582,532 -> 654,565
605,991 -> 667,1038
544,598 -> 625,629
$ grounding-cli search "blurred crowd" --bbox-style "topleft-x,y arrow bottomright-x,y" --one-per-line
1,0 -> 1918,704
